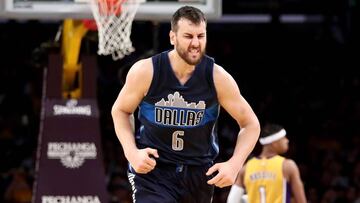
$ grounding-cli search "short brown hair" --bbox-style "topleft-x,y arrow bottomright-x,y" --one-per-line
171,6 -> 207,32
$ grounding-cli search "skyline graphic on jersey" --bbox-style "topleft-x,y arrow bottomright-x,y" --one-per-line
155,92 -> 206,110
154,92 -> 206,127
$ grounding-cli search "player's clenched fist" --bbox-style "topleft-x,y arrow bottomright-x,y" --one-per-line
206,161 -> 238,188
128,148 -> 159,174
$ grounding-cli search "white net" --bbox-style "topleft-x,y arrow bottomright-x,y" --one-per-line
90,0 -> 144,60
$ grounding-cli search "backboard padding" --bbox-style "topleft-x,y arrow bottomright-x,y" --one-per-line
1,0 -> 221,21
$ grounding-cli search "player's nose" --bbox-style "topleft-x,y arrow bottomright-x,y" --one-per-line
191,37 -> 200,47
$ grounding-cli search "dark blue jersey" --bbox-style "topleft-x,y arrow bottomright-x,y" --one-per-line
137,50 -> 220,165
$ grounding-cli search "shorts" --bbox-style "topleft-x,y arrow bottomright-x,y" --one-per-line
127,161 -> 215,203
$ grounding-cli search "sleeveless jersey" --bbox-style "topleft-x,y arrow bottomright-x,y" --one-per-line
137,50 -> 220,165
244,155 -> 290,203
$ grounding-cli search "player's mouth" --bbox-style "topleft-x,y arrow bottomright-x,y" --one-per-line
189,48 -> 200,55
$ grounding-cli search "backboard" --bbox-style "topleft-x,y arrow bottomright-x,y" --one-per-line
0,0 -> 221,21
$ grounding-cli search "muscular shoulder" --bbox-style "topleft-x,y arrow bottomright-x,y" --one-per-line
127,58 -> 153,79
126,58 -> 153,96
283,159 -> 299,180
212,64 -> 239,99
213,64 -> 232,82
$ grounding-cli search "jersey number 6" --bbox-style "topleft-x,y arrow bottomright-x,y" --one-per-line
172,131 -> 184,151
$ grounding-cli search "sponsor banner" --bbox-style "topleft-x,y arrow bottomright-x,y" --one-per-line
41,195 -> 101,203
47,142 -> 97,169
33,99 -> 108,203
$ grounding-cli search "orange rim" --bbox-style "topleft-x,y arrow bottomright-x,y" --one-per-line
97,0 -> 123,16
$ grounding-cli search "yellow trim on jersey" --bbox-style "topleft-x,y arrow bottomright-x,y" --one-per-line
244,155 -> 287,203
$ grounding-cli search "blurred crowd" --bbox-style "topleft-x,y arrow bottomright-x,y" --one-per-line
0,5 -> 359,202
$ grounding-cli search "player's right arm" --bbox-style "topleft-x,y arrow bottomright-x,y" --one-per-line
111,58 -> 159,174
284,159 -> 307,203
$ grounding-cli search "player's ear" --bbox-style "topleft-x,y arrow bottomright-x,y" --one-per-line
169,30 -> 175,45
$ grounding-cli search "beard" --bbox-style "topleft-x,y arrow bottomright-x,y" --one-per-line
175,42 -> 205,65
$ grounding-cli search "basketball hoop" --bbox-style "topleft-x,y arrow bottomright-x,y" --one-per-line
89,0 -> 145,60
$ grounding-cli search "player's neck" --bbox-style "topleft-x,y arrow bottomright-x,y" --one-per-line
169,50 -> 196,77
259,147 -> 278,158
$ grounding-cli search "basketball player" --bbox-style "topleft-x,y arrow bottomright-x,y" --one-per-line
227,123 -> 307,203
111,6 -> 260,203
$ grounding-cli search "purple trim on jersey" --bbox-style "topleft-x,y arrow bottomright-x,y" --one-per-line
286,182 -> 291,203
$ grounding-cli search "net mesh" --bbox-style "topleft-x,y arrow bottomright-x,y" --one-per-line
90,0 -> 143,60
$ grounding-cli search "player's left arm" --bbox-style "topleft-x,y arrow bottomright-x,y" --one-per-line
227,165 -> 246,203
207,64 -> 260,188
284,159 -> 307,203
